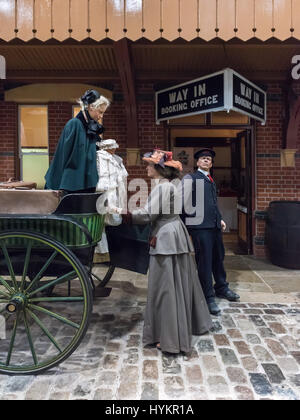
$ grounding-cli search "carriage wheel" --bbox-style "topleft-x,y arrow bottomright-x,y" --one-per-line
0,231 -> 93,375
92,263 -> 115,288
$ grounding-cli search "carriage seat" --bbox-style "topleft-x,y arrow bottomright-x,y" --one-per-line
0,189 -> 62,214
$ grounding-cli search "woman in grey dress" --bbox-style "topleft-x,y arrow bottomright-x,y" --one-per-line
123,150 -> 213,354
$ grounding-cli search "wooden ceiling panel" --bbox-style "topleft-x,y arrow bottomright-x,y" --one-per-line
0,41 -> 298,82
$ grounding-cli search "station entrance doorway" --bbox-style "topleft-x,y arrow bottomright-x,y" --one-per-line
167,111 -> 254,255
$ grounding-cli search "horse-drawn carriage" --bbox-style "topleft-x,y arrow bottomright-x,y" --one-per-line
0,189 -> 149,375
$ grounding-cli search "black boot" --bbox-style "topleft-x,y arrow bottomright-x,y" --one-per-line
207,300 -> 221,315
216,289 -> 240,302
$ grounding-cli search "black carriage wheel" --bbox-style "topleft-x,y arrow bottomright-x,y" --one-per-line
92,263 -> 115,288
0,231 -> 93,375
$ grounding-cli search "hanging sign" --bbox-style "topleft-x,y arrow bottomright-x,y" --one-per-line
155,70 -> 225,123
155,68 -> 267,124
230,70 -> 267,123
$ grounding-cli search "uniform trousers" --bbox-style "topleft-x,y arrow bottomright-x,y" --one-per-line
190,228 -> 229,303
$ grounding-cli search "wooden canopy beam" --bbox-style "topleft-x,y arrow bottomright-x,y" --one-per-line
4,69 -> 290,84
5,70 -> 119,82
113,38 -> 139,149
280,80 -> 300,167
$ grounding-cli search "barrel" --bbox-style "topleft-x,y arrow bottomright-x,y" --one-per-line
265,201 -> 300,269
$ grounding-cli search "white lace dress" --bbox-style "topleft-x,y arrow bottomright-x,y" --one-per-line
95,150 -> 128,253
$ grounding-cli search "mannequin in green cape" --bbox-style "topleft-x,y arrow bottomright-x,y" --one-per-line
45,89 -> 110,194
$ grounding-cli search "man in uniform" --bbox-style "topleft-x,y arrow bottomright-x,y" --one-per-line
182,148 -> 240,315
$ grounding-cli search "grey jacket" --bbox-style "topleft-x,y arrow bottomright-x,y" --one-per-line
131,178 -> 194,256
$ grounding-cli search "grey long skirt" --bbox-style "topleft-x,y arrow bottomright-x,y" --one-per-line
143,252 -> 213,353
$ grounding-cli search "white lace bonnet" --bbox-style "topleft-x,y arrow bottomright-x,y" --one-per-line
98,139 -> 119,150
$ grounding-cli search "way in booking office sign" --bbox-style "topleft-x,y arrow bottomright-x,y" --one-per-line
155,71 -> 225,123
231,70 -> 267,123
155,68 -> 267,124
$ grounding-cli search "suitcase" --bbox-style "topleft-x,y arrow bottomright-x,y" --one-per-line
0,178 -> 37,190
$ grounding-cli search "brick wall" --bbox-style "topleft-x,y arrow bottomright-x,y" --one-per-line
0,98 -> 17,182
48,102 -> 73,157
253,82 -> 300,257
104,82 -> 165,203
103,100 -> 127,153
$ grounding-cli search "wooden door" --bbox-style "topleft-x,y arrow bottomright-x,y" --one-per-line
236,130 -> 252,254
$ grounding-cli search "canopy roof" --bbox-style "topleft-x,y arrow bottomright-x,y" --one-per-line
0,37 -> 299,83
0,0 -> 300,42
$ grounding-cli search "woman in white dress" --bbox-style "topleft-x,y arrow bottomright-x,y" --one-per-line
95,139 -> 128,256
122,150 -> 212,354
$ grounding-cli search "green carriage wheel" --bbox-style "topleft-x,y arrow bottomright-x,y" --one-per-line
0,231 -> 93,375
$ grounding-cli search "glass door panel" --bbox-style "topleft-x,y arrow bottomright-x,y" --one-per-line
236,130 -> 252,254
19,106 -> 48,189
73,105 -> 81,118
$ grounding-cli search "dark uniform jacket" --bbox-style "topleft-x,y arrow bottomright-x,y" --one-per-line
181,170 -> 222,230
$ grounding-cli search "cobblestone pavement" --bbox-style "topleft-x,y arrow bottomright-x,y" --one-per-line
0,267 -> 299,401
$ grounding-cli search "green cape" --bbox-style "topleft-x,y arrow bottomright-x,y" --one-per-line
45,118 -> 98,191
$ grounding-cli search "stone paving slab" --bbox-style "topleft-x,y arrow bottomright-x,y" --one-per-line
0,280 -> 299,400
